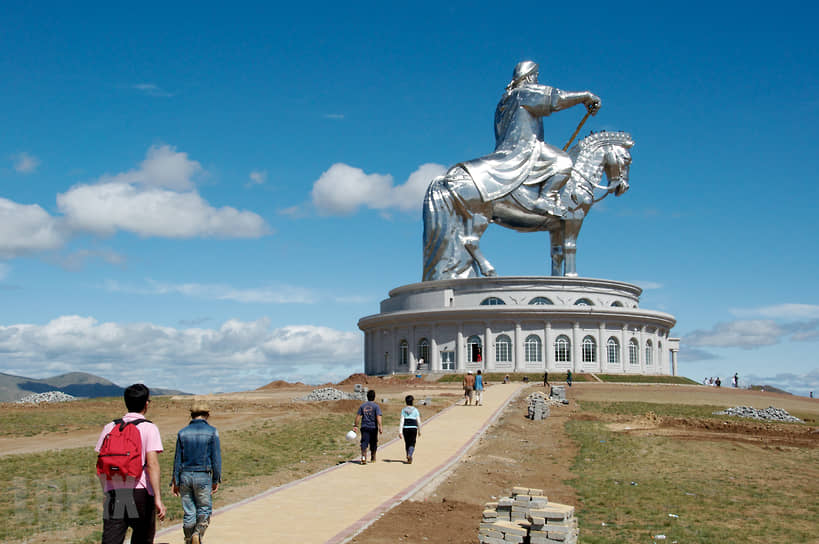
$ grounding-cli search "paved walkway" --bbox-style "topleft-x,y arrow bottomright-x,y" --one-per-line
156,383 -> 523,544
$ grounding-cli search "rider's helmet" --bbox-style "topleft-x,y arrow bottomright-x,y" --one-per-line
506,60 -> 539,90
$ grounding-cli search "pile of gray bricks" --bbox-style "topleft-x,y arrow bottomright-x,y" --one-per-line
526,392 -> 550,420
549,386 -> 566,402
479,487 -> 578,544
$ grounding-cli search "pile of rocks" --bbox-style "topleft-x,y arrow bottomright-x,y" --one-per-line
479,487 -> 578,544
526,392 -> 551,420
298,387 -> 366,402
549,386 -> 569,404
713,405 -> 803,423
16,391 -> 77,404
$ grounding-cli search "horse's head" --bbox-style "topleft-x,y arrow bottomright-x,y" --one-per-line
602,140 -> 632,197
566,131 -> 634,209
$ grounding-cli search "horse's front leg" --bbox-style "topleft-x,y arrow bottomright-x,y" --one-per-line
461,214 -> 496,277
563,219 -> 582,277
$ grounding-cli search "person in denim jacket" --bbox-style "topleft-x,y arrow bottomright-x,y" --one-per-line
172,400 -> 222,544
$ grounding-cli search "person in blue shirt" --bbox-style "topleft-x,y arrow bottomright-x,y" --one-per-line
172,400 -> 222,544
353,390 -> 382,464
399,395 -> 422,464
474,370 -> 485,406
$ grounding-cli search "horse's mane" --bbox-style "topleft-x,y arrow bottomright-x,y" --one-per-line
569,131 -> 634,158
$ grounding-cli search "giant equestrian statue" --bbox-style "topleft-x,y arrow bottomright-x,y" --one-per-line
422,61 -> 633,281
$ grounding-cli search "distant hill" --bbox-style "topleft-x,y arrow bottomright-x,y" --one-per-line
748,384 -> 792,395
0,371 -> 187,402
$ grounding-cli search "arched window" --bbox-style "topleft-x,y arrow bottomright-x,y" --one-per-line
554,335 -> 571,363
525,335 -> 542,362
628,338 -> 639,365
607,337 -> 620,364
467,335 -> 483,363
495,334 -> 512,363
575,298 -> 594,306
582,336 -> 596,363
611,301 -> 624,307
480,297 -> 505,306
645,340 -> 653,366
529,297 -> 554,305
399,340 -> 409,365
417,338 -> 429,367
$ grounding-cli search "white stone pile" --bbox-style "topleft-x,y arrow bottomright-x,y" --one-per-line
526,392 -> 551,420
298,387 -> 367,402
16,391 -> 77,404
713,405 -> 803,423
479,487 -> 578,544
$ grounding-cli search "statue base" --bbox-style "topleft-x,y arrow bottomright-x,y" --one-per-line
358,276 -> 679,376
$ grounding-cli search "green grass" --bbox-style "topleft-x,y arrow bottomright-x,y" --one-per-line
594,374 -> 698,385
0,398 -> 121,437
577,400 -> 731,419
566,419 -> 819,543
0,412 -> 390,543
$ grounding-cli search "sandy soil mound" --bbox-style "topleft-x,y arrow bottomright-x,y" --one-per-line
256,380 -> 306,390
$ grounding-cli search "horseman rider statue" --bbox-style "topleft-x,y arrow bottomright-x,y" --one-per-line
459,60 -> 602,215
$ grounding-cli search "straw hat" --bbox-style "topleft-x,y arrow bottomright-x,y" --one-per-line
190,399 -> 210,415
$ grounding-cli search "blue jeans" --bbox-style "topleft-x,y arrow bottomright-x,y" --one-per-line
179,471 -> 213,533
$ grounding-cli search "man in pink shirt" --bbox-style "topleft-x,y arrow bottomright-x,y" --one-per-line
95,383 -> 166,544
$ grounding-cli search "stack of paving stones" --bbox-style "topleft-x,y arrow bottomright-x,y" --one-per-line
16,391 -> 77,404
549,386 -> 567,402
713,405 -> 803,423
298,387 -> 367,402
526,392 -> 551,420
479,487 -> 578,544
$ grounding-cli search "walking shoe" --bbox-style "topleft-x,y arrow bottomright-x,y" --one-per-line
360,455 -> 366,465
407,455 -> 413,464
371,452 -> 376,463
191,534 -> 200,544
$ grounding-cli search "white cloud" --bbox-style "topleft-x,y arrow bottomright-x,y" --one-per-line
311,162 -> 446,215
132,83 -> 174,98
731,304 -> 819,320
104,279 -> 319,304
0,316 -> 362,393
12,152 -> 40,174
632,280 -> 663,290
248,170 -> 267,186
98,145 -> 201,191
0,198 -> 68,258
743,370 -> 819,397
58,182 -> 269,238
684,320 -> 784,349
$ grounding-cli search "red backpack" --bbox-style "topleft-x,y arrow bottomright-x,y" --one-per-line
96,418 -> 148,480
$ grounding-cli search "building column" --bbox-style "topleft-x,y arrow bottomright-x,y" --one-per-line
572,322 -> 580,372
409,326 -> 417,373
598,321 -> 606,373
544,322 -> 552,370
485,324 -> 494,371
639,326 -> 646,374
431,325 -> 440,372
670,347 -> 679,376
514,323 -> 522,372
456,325 -> 464,371
620,324 -> 627,372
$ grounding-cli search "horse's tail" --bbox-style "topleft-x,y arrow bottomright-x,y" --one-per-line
422,176 -> 450,281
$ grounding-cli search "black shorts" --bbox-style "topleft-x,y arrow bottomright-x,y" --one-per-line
360,427 -> 379,452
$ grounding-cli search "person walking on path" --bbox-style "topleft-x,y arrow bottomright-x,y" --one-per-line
172,400 -> 222,544
398,395 -> 422,464
543,371 -> 549,388
95,384 -> 166,544
474,370 -> 485,406
463,370 -> 476,405
353,390 -> 382,464
566,370 -> 573,387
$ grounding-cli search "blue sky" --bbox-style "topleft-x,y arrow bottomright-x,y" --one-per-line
1,2 -> 817,395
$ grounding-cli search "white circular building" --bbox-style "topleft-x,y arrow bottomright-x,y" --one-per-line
358,277 -> 679,376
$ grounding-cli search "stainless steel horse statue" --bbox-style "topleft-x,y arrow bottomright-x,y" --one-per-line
422,131 -> 633,280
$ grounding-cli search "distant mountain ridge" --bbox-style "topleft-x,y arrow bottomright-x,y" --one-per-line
0,371 -> 186,402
